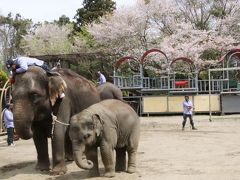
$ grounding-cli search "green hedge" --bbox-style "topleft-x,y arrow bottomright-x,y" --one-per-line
0,70 -> 8,87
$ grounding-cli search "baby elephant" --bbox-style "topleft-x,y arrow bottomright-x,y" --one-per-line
69,99 -> 140,177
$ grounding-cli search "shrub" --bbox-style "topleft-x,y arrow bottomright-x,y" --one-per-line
0,70 -> 8,87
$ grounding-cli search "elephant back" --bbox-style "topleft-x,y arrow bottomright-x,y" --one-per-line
97,82 -> 123,101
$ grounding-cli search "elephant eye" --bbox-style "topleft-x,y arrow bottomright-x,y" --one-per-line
86,122 -> 94,130
83,134 -> 91,140
30,92 -> 42,104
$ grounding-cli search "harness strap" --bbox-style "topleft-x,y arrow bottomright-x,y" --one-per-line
51,112 -> 70,139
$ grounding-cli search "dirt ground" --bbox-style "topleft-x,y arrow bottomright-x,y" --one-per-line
1,115 -> 240,180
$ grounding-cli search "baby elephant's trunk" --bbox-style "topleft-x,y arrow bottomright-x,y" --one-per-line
73,144 -> 93,170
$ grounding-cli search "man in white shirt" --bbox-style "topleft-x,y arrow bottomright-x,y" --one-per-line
6,56 -> 49,74
6,56 -> 50,84
182,95 -> 197,130
97,71 -> 106,85
6,57 -> 65,98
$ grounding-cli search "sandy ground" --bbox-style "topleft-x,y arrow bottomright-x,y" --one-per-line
1,115 -> 240,180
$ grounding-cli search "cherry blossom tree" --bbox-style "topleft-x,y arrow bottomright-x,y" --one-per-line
87,0 -> 239,74
217,0 -> 240,41
160,24 -> 236,68
10,0 -> 239,76
88,0 -> 178,57
21,23 -> 86,55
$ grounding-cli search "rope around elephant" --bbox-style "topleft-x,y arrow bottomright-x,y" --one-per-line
51,113 -> 70,139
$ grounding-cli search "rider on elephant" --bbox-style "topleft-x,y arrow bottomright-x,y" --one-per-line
5,56 -> 50,84
11,66 -> 100,175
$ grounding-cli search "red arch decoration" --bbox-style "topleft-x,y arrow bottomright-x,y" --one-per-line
219,49 -> 240,62
140,48 -> 168,65
170,57 -> 194,66
114,56 -> 139,69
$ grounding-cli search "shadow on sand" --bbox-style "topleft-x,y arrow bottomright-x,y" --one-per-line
0,161 -> 37,179
0,161 -> 106,180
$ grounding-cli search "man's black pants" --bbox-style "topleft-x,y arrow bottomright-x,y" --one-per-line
182,114 -> 195,128
7,127 -> 14,145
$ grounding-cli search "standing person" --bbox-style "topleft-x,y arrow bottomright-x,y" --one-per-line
3,103 -> 15,146
182,95 -> 197,131
97,71 -> 106,85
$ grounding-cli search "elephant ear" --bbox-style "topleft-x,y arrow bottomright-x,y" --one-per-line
47,72 -> 67,106
92,114 -> 104,137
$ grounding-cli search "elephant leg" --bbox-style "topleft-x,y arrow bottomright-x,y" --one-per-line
127,148 -> 137,173
115,147 -> 126,172
51,102 -> 71,175
65,129 -> 73,161
51,123 -> 68,175
100,142 -> 115,177
85,146 -> 100,177
33,128 -> 50,171
127,131 -> 140,174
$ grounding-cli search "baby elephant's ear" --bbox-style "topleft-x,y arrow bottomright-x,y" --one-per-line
92,114 -> 104,137
47,72 -> 67,106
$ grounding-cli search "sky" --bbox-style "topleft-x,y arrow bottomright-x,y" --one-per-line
0,0 -> 137,23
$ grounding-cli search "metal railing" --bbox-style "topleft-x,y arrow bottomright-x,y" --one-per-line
198,79 -> 229,92
114,75 -> 234,93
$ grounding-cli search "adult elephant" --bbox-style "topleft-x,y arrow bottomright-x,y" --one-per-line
97,82 -> 123,101
12,66 -> 100,175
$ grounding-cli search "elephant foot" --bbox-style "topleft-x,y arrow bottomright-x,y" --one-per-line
88,169 -> 100,177
127,166 -> 136,174
115,165 -> 126,172
65,154 -> 74,161
104,171 -> 115,178
51,165 -> 67,175
35,162 -> 50,172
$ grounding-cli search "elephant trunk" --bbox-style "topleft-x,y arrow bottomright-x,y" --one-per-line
73,144 -> 93,170
13,100 -> 34,140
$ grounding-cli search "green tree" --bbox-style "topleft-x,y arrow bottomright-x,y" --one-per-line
54,15 -> 71,26
74,0 -> 116,31
0,70 -> 8,86
200,49 -> 222,60
0,13 -> 32,62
